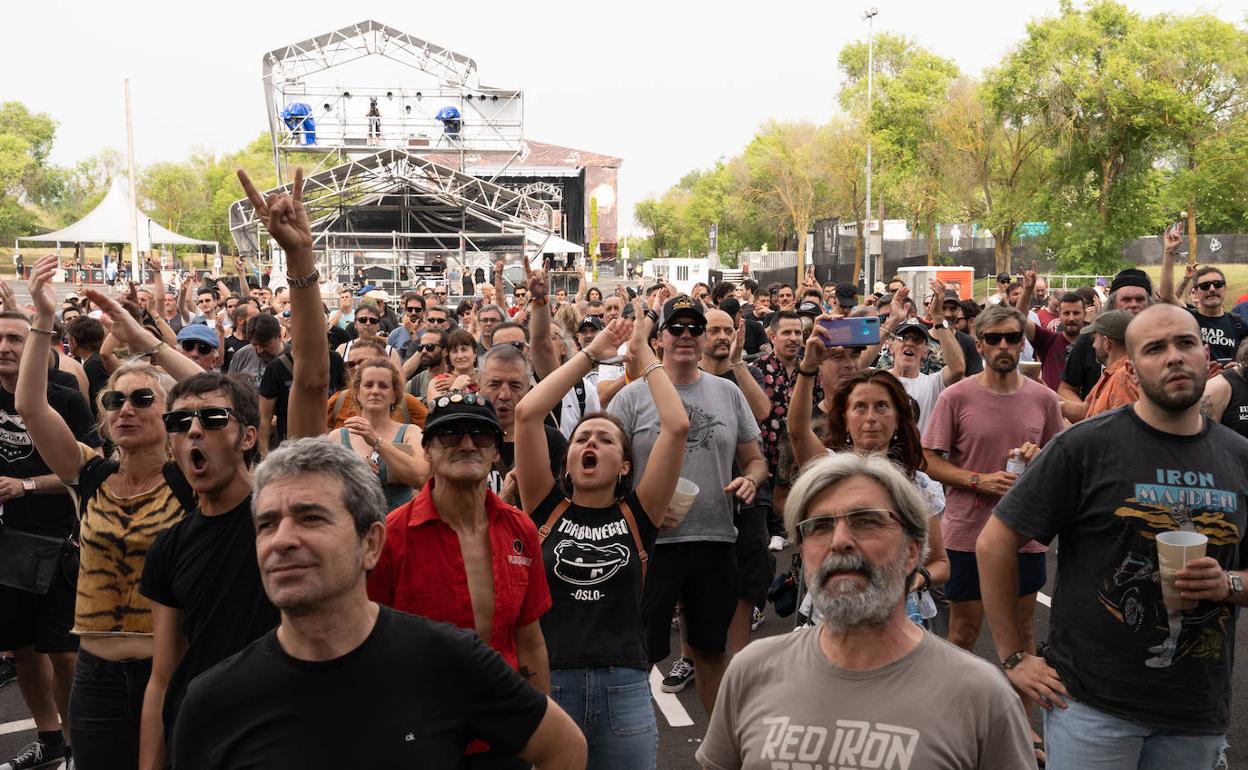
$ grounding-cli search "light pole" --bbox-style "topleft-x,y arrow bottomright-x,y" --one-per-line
863,7 -> 877,297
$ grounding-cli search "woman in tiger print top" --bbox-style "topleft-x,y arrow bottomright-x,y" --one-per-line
18,257 -> 205,770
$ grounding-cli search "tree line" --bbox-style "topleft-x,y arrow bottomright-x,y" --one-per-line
634,0 -> 1248,276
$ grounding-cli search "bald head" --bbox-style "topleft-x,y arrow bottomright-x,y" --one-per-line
1125,303 -> 1207,414
704,309 -> 736,362
705,309 -> 733,328
1125,304 -> 1200,358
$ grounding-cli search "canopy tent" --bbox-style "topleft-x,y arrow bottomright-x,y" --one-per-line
15,178 -> 218,254
524,228 -> 583,255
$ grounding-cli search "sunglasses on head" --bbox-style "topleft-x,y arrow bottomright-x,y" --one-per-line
180,340 -> 215,356
162,407 -> 239,433
101,388 -> 157,411
1197,280 -> 1226,291
981,331 -> 1025,346
664,322 -> 706,337
406,306 -> 424,314
356,316 -> 380,325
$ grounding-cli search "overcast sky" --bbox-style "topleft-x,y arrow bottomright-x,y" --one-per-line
8,0 -> 1245,236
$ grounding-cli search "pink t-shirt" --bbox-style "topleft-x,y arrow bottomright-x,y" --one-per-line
923,375 -> 1063,553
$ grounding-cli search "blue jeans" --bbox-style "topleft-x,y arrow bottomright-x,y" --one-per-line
550,667 -> 657,770
1045,697 -> 1228,770
69,648 -> 151,770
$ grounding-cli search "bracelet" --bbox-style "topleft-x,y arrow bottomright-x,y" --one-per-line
916,565 -> 931,593
797,367 -> 818,377
530,296 -> 549,307
640,361 -> 663,379
644,309 -> 659,323
29,327 -> 56,336
582,349 -> 601,367
287,269 -> 321,289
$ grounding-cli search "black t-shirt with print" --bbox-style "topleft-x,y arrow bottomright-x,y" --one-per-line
0,384 -> 99,537
1061,332 -> 1102,400
172,606 -> 548,770
489,425 -> 567,497
995,406 -> 1248,733
221,335 -> 249,374
140,495 -> 280,745
531,488 -> 657,670
1189,308 -> 1245,363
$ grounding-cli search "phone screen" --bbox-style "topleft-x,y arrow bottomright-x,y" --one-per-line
818,316 -> 881,347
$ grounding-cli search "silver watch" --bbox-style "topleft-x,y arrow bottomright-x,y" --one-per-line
1228,572 -> 1244,597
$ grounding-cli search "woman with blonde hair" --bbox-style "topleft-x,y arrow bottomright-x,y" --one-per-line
325,357 -> 427,509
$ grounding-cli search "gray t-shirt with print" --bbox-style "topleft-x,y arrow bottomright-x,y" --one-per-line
697,628 -> 1034,770
607,373 -> 761,545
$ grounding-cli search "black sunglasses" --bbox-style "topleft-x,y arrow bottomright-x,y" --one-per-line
419,343 -> 442,352
981,331 -> 1025,346
162,407 -> 239,433
180,340 -> 215,356
433,426 -> 498,448
102,388 -> 157,411
664,322 -> 706,337
405,306 -> 424,314
427,317 -> 447,324
356,316 -> 380,325
1197,280 -> 1226,291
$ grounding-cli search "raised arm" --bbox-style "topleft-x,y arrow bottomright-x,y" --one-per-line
631,305 -> 690,524
525,262 -> 559,380
1014,265 -> 1039,341
234,256 -> 251,297
789,322 -> 833,468
85,289 -> 204,382
16,254 -> 89,481
146,258 -> 168,318
930,279 -> 965,386
1160,224 -> 1183,306
493,259 -> 506,311
729,321 -> 770,422
238,167 -> 326,441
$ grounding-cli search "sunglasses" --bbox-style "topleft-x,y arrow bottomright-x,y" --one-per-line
162,407 -> 239,433
419,343 -> 442,352
180,340 -> 215,356
435,291 -> 447,296
981,331 -> 1025,346
101,388 -> 157,411
432,427 -> 498,448
406,307 -> 424,314
664,322 -> 706,337
1197,280 -> 1226,291
427,317 -> 447,324
356,316 -> 380,325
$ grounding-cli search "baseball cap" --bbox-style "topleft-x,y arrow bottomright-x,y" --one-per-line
941,290 -> 961,307
176,323 -> 219,350
577,315 -> 604,332
893,319 -> 935,343
834,282 -> 858,308
1080,309 -> 1130,341
365,289 -> 393,303
996,272 -> 1011,284
422,392 -> 503,446
659,294 -> 706,329
796,300 -> 822,317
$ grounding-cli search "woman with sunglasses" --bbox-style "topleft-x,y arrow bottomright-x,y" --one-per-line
324,358 -> 428,509
426,328 -> 478,403
788,324 -> 949,626
513,306 -> 688,769
16,254 -> 204,769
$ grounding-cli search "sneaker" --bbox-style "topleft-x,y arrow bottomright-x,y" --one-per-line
0,739 -> 65,770
751,606 -> 765,631
768,535 -> 788,552
0,657 -> 15,689
660,656 -> 695,693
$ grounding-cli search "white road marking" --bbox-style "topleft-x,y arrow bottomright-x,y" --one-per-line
1038,591 -> 1051,608
0,718 -> 34,736
649,666 -> 694,727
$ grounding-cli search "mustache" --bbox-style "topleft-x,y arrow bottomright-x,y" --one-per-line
816,551 -> 873,583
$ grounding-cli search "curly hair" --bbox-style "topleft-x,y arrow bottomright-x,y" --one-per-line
821,369 -> 925,477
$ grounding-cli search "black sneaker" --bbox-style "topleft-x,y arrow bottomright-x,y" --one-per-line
0,658 -> 15,689
0,739 -> 65,770
660,656 -> 695,693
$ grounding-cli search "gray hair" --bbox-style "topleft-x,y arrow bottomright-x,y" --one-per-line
481,341 -> 532,378
478,304 -> 506,322
974,305 -> 1026,339
252,438 -> 387,538
783,452 -> 929,554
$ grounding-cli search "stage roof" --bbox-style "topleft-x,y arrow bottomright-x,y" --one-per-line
426,139 -> 622,178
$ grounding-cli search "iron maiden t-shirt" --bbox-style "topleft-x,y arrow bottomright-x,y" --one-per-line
531,487 -> 657,670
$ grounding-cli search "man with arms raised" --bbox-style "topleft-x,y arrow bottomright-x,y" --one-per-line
1160,225 -> 1246,363
979,304 -> 1248,768
1014,262 -> 1086,392
887,280 -> 965,435
697,453 -> 1033,769
172,440 -> 585,769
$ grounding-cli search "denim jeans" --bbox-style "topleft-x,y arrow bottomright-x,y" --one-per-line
550,666 -> 657,770
1045,697 -> 1228,770
68,649 -> 151,770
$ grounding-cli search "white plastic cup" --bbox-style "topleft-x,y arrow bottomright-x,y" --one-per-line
1155,530 -> 1208,610
666,478 -> 700,526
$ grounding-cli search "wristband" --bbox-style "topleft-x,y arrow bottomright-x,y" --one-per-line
530,296 -> 548,307
287,269 -> 321,289
916,565 -> 931,593
797,367 -> 818,377
644,309 -> 659,324
969,473 -> 980,492
29,327 -> 56,336
582,349 -> 601,367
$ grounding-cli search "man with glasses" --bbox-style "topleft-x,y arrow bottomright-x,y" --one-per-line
509,286 -> 529,318
476,305 -> 506,356
922,304 -> 1062,657
1160,226 -> 1246,364
404,329 -> 449,404
368,395 -> 558,767
137,373 -> 275,770
193,287 -> 219,326
227,313 -> 284,390
887,280 -> 966,436
386,292 -> 426,362
697,453 -> 1033,769
609,294 -> 766,716
175,324 -> 220,372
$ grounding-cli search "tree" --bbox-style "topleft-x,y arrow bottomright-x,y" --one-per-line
0,102 -> 57,242
817,117 -> 868,280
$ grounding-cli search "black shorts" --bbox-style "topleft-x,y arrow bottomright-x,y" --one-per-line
944,549 -> 1047,603
734,504 -> 773,607
0,569 -> 79,653
642,542 -> 737,662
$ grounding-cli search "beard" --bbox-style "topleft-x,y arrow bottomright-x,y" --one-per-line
1138,366 -> 1207,413
706,341 -> 731,360
808,549 -> 909,633
987,349 -> 1019,374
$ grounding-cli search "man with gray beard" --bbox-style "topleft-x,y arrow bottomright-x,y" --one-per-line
697,453 -> 1033,770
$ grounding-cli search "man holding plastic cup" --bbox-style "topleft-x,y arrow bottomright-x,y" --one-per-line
977,304 -> 1248,769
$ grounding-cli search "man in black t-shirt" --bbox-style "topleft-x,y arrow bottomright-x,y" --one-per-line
173,439 -> 586,769
66,315 -> 109,417
979,304 -> 1248,766
1160,227 -> 1245,362
138,373 -> 276,770
256,345 -> 345,456
0,311 -> 100,767
478,343 -> 567,504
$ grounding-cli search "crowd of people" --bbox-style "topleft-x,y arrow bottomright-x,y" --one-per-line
0,169 -> 1245,770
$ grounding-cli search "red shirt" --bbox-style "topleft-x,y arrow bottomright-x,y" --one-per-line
367,479 -> 551,670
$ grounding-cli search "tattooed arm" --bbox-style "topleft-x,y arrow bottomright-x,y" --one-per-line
1201,373 -> 1231,423
514,621 -> 550,694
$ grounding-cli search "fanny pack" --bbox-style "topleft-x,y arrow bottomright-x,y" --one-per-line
0,515 -> 71,595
